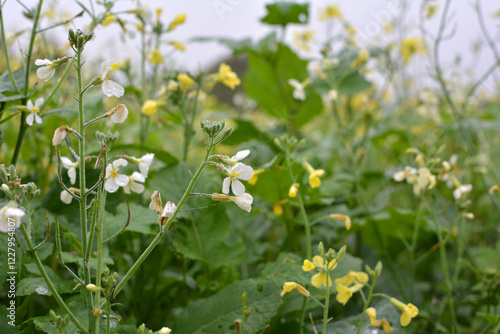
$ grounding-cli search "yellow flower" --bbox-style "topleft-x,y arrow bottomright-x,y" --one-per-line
425,4 -> 438,18
293,30 -> 314,51
319,4 -> 343,21
390,298 -> 419,327
280,282 -> 310,297
335,283 -> 363,305
489,185 -> 500,195
141,100 -> 165,116
378,319 -> 393,333
351,48 -> 370,69
289,183 -> 299,197
168,13 -> 187,31
302,256 -> 337,288
102,12 -> 116,26
170,41 -> 186,52
334,271 -> 368,286
400,38 -> 425,64
303,160 -> 324,188
273,200 -> 287,215
330,214 -> 351,230
177,74 -> 194,93
366,307 -> 377,325
215,63 -> 241,90
248,168 -> 265,185
149,48 -> 164,64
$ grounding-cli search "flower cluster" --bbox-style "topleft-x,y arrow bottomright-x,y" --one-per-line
302,255 -> 337,288
334,271 -> 368,305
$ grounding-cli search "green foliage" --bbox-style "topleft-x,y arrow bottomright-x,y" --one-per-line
261,3 -> 309,27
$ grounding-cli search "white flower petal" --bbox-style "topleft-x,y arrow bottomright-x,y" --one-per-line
115,174 -> 129,187
113,158 -> 128,169
35,59 -> 52,66
60,191 -> 73,204
234,193 -> 253,212
102,79 -> 124,97
110,104 -> 128,123
288,79 -> 301,89
68,168 -> 76,184
35,98 -> 44,108
236,165 -> 253,180
105,164 -> 113,178
26,113 -> 34,126
35,114 -> 42,124
231,180 -> 245,196
61,157 -> 72,168
37,66 -> 55,81
130,171 -> 145,183
123,184 -> 131,194
105,179 -> 119,193
232,150 -> 250,161
222,177 -> 230,194
130,182 -> 145,194
27,100 -> 34,110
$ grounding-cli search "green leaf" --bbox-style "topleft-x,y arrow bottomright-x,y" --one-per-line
0,68 -> 25,94
337,70 -> 371,96
222,118 -> 279,150
261,3 -> 309,26
18,264 -> 76,296
175,279 -> 281,333
175,204 -> 244,268
103,202 -> 159,237
148,163 -> 193,204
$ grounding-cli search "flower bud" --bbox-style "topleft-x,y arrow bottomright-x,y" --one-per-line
52,126 -> 68,146
86,284 -> 99,292
336,245 -> 347,261
318,242 -> 324,256
374,260 -> 383,277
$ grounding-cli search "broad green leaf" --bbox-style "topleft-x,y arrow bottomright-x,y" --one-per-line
0,69 -> 25,94
175,279 -> 281,333
175,204 -> 244,268
103,202 -> 159,237
261,3 -> 309,26
223,118 -> 279,150
18,264 -> 76,296
148,163 -> 193,204
33,300 -> 92,334
0,307 -> 21,333
337,71 -> 371,96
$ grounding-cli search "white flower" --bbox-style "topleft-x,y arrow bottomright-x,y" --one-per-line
60,190 -> 73,204
26,98 -> 44,126
453,184 -> 472,200
136,153 -> 154,177
212,193 -> 253,212
393,166 -> 417,182
413,167 -> 436,195
159,201 -> 176,224
109,103 -> 128,123
158,327 -> 172,334
60,157 -> 79,184
100,60 -> 124,97
123,172 -> 145,194
35,59 -> 56,81
0,202 -> 24,233
149,190 -> 163,214
52,126 -> 67,145
105,158 -> 129,193
288,79 -> 307,101
222,162 -> 253,196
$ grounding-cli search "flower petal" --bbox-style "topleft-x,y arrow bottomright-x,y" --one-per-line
35,98 -> 44,108
222,177 -> 230,194
231,180 -> 245,196
114,174 -> 129,187
26,113 -> 34,126
105,179 -> 119,193
102,79 -> 124,97
232,150 -> 250,161
68,167 -> 76,185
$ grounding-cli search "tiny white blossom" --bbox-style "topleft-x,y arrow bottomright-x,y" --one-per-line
288,79 -> 307,101
158,327 -> 172,334
0,202 -> 24,233
453,184 -> 472,200
60,190 -> 73,204
218,149 -> 250,166
105,158 -> 129,193
136,153 -> 154,177
52,126 -> 67,145
222,162 -> 253,196
26,98 -> 44,126
100,60 -> 124,97
393,167 -> 417,182
61,157 -> 78,184
35,59 -> 56,81
123,172 -> 146,194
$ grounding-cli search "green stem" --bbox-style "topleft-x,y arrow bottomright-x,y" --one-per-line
94,187 -> 107,334
429,203 -> 458,330
356,281 -> 377,334
0,4 -> 21,94
10,0 -> 44,165
298,296 -> 307,334
285,155 -> 311,259
76,47 -> 94,329
409,198 -> 424,299
20,224 -> 87,333
110,140 -> 215,302
322,266 -> 331,334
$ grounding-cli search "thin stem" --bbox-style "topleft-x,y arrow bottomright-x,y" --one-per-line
322,266 -> 331,334
76,46 -> 94,329
356,281 -> 377,334
84,114 -> 107,128
94,186 -> 107,333
20,224 -> 88,333
429,203 -> 458,330
285,155 -> 311,259
298,296 -> 307,334
10,0 -> 44,165
0,4 -> 21,94
409,198 -> 424,299
110,139 -> 216,302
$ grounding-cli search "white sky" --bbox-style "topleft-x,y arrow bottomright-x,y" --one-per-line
3,0 -> 500,90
